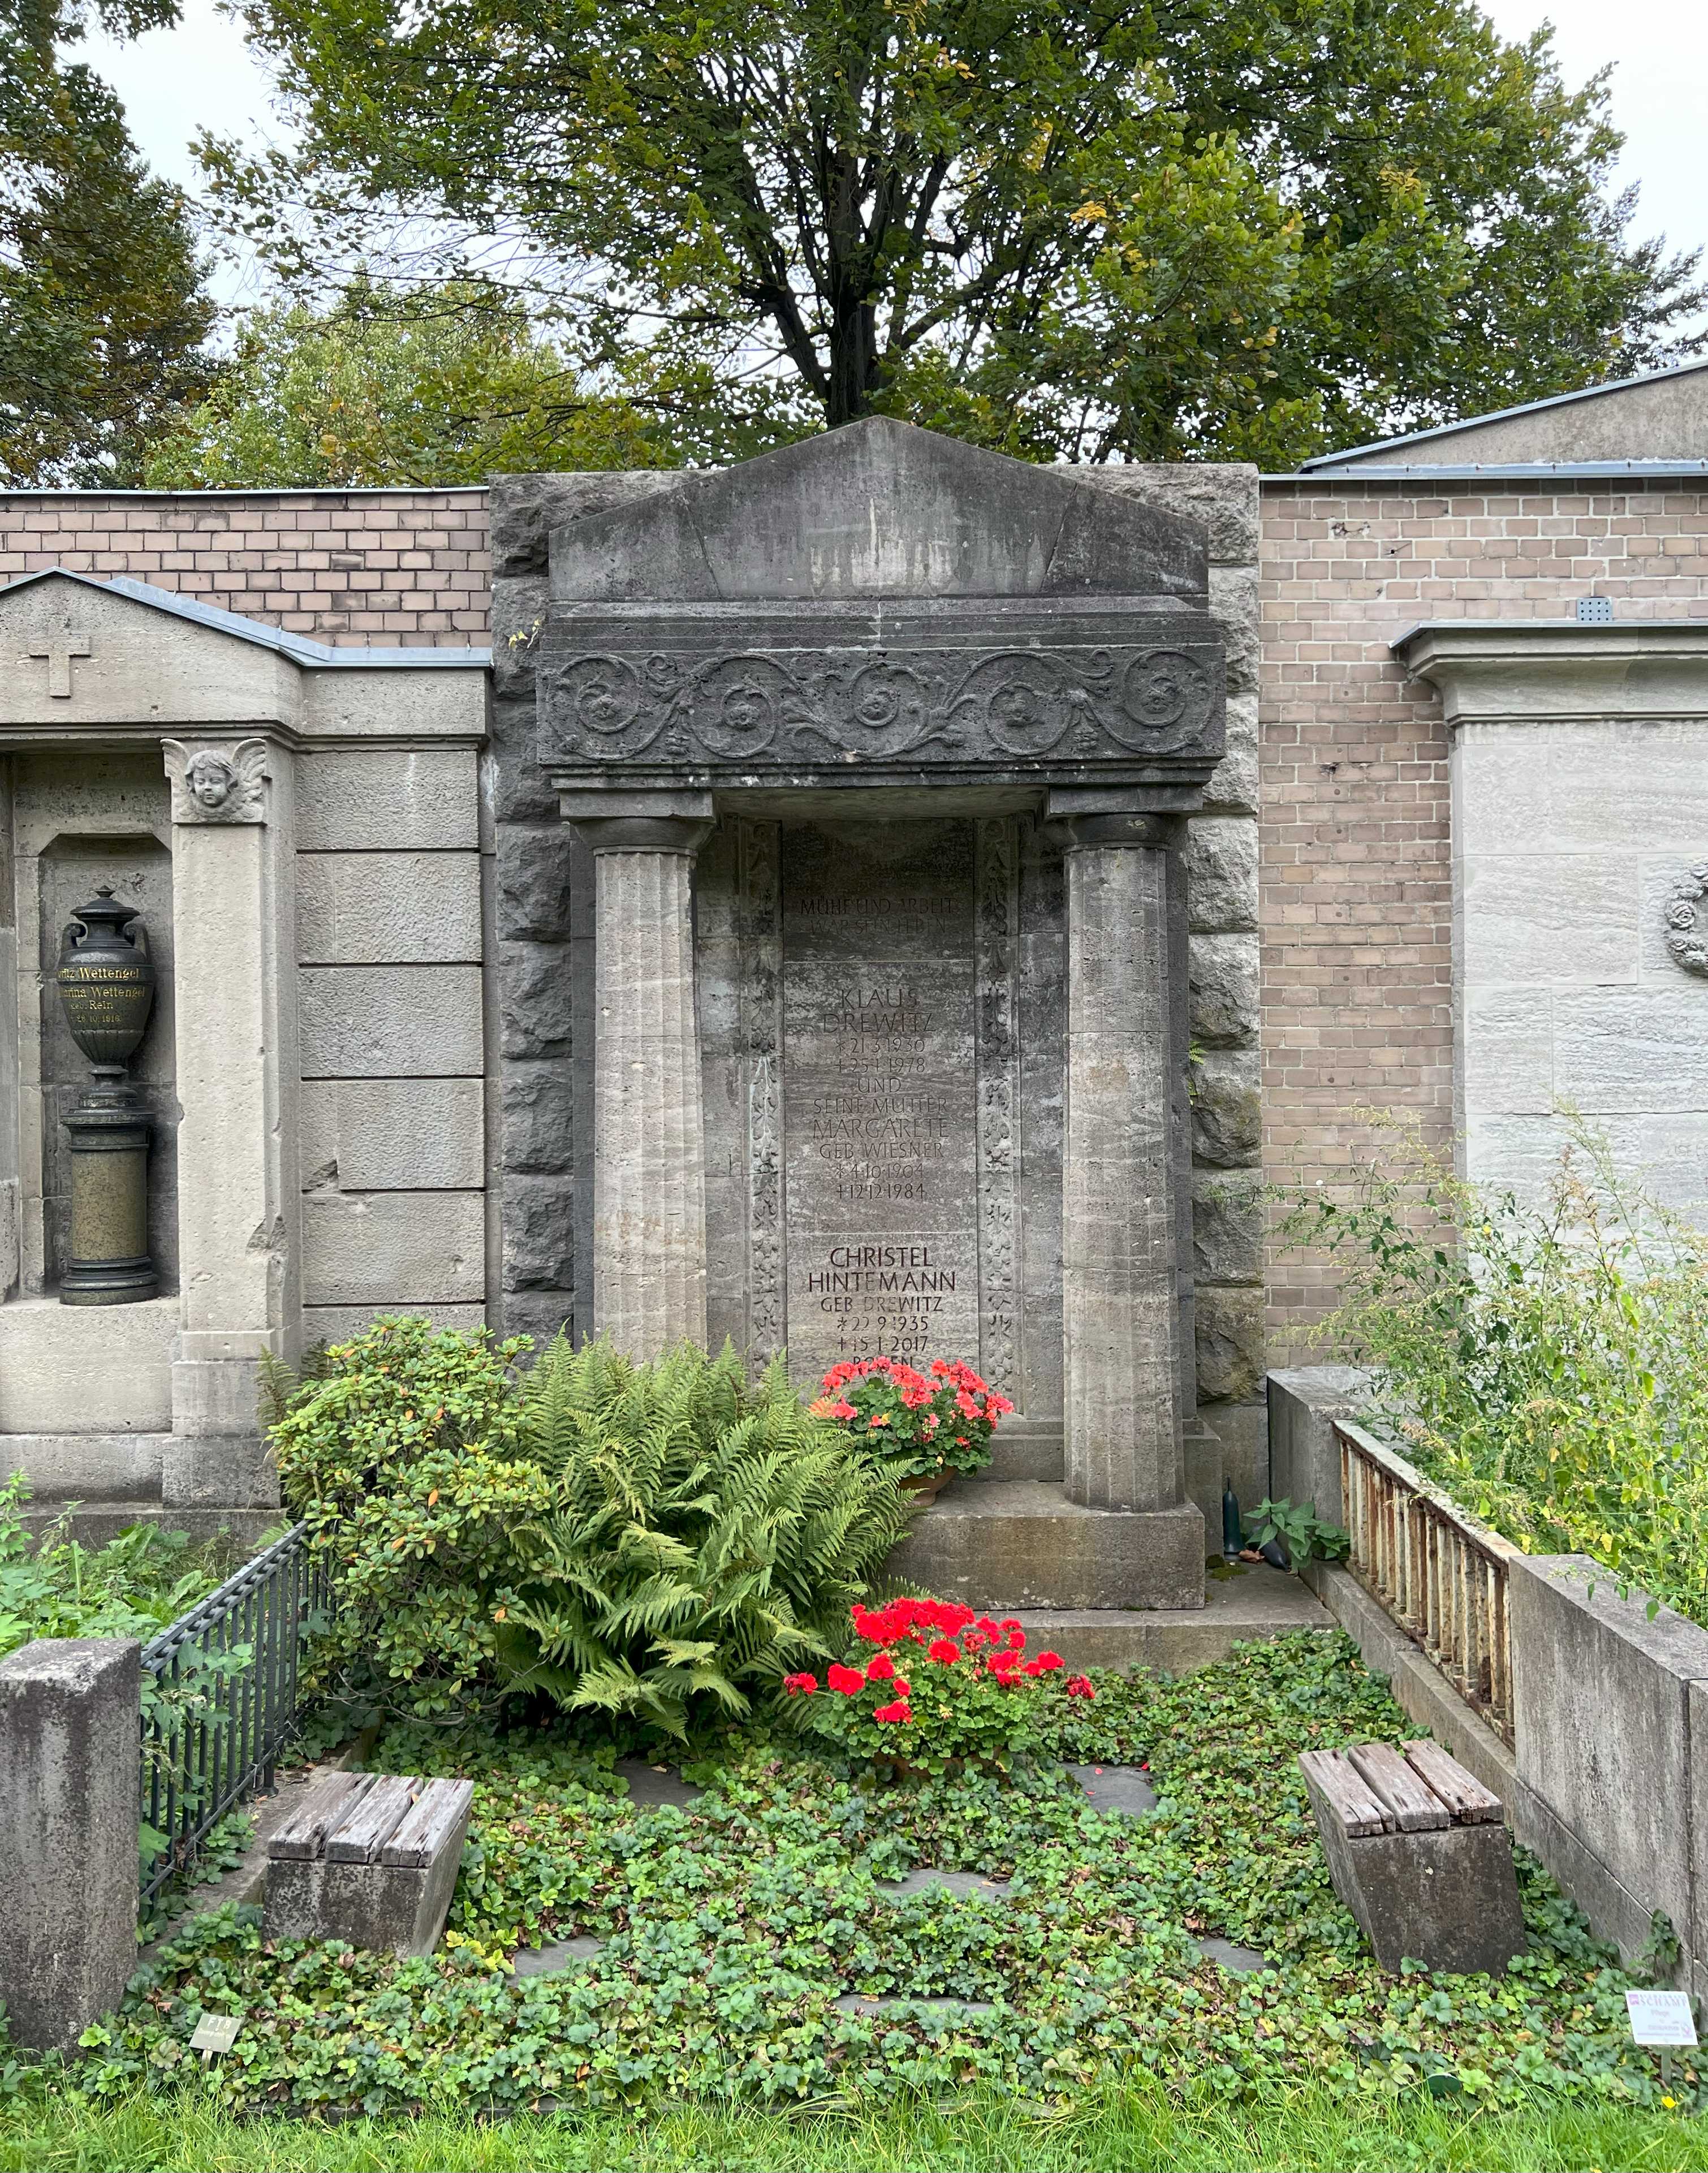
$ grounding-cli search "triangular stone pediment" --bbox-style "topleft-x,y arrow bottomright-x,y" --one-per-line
550,417 -> 1208,604
0,568 -> 486,734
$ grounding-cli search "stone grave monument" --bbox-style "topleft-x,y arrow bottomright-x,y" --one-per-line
494,419 -> 1256,1610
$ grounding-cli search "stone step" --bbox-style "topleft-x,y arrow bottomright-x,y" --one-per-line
888,1478 -> 1205,1611
1011,1568 -> 1330,1672
0,1430 -> 169,1499
18,1500 -> 281,1552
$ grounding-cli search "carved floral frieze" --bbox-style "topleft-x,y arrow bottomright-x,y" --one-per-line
1664,863 -> 1708,977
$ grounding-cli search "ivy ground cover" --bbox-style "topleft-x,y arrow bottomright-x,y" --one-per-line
48,1633 -> 1702,2127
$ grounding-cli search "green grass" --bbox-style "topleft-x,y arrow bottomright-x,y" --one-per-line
1,2079 -> 1702,2172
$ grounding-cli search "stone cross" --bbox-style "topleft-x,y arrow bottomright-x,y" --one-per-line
29,625 -> 91,699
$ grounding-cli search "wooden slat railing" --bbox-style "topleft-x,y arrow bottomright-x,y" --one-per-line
1335,1420 -> 1519,1746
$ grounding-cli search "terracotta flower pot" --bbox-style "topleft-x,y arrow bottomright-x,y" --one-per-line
901,1468 -> 954,1503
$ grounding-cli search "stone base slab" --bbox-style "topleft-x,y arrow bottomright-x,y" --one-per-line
888,1481 -> 1206,1610
162,1433 -> 280,1510
1012,1565 -> 1329,1671
0,1296 -> 175,1433
0,1431 -> 167,1499
18,1502 -> 280,1553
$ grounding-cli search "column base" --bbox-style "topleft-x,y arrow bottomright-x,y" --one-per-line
887,1484 -> 1205,1611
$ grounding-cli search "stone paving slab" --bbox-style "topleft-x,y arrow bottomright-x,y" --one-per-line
1014,1566 -> 1330,1674
1194,1935 -> 1271,1974
835,1993 -> 998,2020
513,1934 -> 606,1977
613,1758 -> 704,1809
875,1868 -> 1013,1900
1067,1763 -> 1159,1815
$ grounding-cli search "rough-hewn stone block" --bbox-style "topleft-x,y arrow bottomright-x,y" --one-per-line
1191,1046 -> 1261,1168
498,943 -> 573,1061
502,1063 -> 575,1175
1187,816 -> 1258,933
1194,1286 -> 1265,1403
1192,1168 -> 1263,1286
502,1171 -> 576,1291
1189,933 -> 1258,1047
497,827 -> 576,943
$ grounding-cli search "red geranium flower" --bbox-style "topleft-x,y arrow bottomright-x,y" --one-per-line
866,1653 -> 898,1682
1033,1650 -> 1064,1672
827,1663 -> 866,1696
1065,1675 -> 1095,1700
872,1699 -> 912,1723
927,1637 -> 959,1665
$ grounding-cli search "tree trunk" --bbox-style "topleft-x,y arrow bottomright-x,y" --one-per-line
826,293 -> 880,426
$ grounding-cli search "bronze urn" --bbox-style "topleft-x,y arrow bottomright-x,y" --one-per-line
56,889 -> 158,1305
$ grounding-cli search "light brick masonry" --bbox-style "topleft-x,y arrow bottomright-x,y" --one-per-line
0,490 -> 491,645
1260,481 -> 1708,1352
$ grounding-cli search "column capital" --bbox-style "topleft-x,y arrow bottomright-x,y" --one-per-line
1056,810 -> 1176,852
557,787 -> 715,856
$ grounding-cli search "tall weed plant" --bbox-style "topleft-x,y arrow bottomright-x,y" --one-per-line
1287,1115 -> 1708,1627
273,1321 -> 913,1737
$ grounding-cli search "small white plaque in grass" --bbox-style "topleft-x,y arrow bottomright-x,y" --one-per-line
189,2011 -> 243,2060
1625,1990 -> 1697,2046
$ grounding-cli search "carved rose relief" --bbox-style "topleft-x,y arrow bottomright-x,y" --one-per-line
1664,864 -> 1708,977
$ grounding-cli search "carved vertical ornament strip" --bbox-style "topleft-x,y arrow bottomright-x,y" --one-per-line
976,817 -> 1021,1402
738,820 -> 784,1363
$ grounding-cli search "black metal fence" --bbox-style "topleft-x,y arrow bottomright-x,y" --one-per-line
139,1521 -> 329,1902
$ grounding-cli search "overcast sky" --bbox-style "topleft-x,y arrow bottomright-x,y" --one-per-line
82,0 -> 1708,333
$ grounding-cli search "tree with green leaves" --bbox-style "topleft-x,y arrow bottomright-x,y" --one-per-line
206,0 -> 1702,466
2,0 -> 217,484
142,281 -> 752,486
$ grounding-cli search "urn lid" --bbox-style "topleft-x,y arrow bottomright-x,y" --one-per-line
68,887 -> 144,943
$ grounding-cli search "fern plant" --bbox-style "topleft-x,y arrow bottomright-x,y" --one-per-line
494,1337 -> 913,1739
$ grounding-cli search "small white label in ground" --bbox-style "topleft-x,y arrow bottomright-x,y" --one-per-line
1625,1990 -> 1698,2046
189,2011 -> 243,2056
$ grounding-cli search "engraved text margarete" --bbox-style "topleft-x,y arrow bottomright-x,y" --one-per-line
782,824 -> 979,1381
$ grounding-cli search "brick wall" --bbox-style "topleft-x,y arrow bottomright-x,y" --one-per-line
1260,479 -> 1708,1353
0,489 -> 491,646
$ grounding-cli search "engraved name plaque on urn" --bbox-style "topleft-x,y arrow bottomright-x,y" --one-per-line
55,888 -> 158,1304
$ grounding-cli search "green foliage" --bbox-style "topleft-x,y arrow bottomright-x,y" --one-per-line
27,1634 -> 1699,2122
1,0 -> 217,484
1286,1116 -> 1708,1627
273,1323 -> 912,1736
1247,1498 -> 1351,1572
0,1472 -> 226,1658
1,2085 -> 1702,2173
204,0 -> 1703,463
497,1336 -> 915,1738
273,1317 -> 541,1719
141,282 -> 711,488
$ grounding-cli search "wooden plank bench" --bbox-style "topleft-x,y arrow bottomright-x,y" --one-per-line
263,1771 -> 475,1958
1299,1740 -> 1526,1976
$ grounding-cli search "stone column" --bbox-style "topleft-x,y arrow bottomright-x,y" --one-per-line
161,738 -> 295,1507
566,807 -> 713,1357
1060,812 -> 1186,1512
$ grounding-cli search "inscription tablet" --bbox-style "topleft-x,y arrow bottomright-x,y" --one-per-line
782,822 -> 979,1381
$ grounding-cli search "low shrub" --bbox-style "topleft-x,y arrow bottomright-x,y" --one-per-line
274,1323 -> 913,1736
810,1356 -> 1013,1481
1287,1115 -> 1708,1626
786,1596 -> 1095,1776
